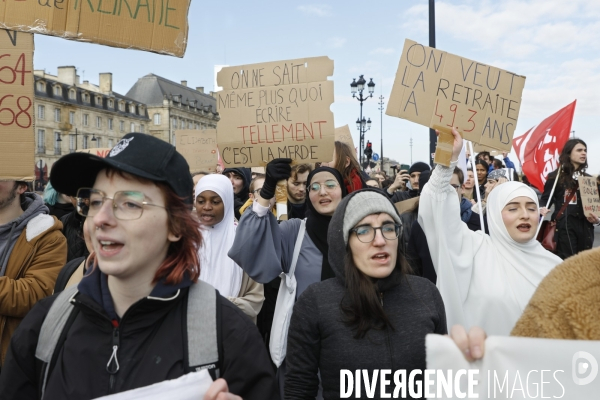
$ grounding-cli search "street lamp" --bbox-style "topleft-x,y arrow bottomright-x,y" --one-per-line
351,75 -> 375,168
91,133 -> 98,148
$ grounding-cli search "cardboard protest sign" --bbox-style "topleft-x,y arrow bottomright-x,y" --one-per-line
176,129 -> 218,174
395,196 -> 419,214
0,30 -> 34,181
334,125 -> 357,161
387,39 -> 526,164
0,0 -> 190,57
215,56 -> 335,167
251,166 -> 265,174
578,176 -> 600,218
77,148 -> 112,158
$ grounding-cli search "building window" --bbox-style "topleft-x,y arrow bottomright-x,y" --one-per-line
153,113 -> 161,125
83,135 -> 88,149
54,108 -> 61,122
97,96 -> 102,106
37,105 -> 45,120
108,118 -> 113,130
188,121 -> 193,129
140,124 -> 145,133
129,105 -> 136,114
180,120 -> 185,129
83,114 -> 89,126
37,129 -> 45,153
108,99 -> 114,108
195,123 -> 199,130
69,135 -> 76,153
54,132 -> 61,156
95,137 -> 101,148
36,82 -> 45,92
54,86 -> 61,96
96,116 -> 102,128
172,117 -> 177,129
120,120 -> 125,132
108,139 -> 114,148
83,93 -> 90,102
119,102 -> 125,112
130,122 -> 135,132
69,111 -> 75,124
69,89 -> 76,100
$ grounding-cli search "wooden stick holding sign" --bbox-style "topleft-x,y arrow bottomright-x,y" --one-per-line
578,175 -> 600,218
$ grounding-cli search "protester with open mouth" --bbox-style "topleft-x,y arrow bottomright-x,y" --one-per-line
419,127 -> 562,336
0,133 -> 277,399
285,188 -> 447,399
228,160 -> 348,395
194,174 -> 264,323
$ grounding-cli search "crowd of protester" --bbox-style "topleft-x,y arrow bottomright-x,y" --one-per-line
0,133 -> 598,399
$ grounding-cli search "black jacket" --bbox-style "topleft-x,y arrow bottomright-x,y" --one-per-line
0,266 -> 278,399
389,188 -> 418,203
223,168 -> 252,221
60,211 -> 89,262
285,188 -> 447,399
541,169 -> 591,221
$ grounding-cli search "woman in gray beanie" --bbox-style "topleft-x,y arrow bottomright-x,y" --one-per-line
285,188 -> 447,399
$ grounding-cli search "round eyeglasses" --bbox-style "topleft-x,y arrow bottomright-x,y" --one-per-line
309,180 -> 339,192
350,223 -> 402,243
76,188 -> 166,220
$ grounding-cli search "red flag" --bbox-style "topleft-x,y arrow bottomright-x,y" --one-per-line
513,100 -> 576,192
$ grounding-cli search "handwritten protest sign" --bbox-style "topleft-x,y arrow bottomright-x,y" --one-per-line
0,30 -> 34,181
387,39 -> 526,164
176,129 -> 218,173
578,176 -> 600,218
77,148 -> 112,158
334,125 -> 357,161
0,0 -> 190,57
215,56 -> 335,167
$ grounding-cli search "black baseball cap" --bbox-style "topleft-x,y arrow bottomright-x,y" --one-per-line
50,133 -> 194,205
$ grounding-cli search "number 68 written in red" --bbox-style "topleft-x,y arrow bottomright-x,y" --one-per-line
0,94 -> 32,128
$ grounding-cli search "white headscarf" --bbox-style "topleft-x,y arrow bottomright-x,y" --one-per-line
194,174 -> 243,297
485,181 -> 563,310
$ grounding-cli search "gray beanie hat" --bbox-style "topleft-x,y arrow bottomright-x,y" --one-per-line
342,191 -> 402,245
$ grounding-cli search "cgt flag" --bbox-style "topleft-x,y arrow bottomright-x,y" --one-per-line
513,101 -> 576,192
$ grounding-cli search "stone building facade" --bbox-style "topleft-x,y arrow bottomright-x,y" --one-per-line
126,74 -> 219,145
34,66 -> 150,176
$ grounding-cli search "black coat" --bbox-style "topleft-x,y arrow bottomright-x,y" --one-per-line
60,211 -> 89,262
0,267 -> 278,400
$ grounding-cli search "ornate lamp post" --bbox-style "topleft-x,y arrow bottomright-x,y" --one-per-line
351,75 -> 375,168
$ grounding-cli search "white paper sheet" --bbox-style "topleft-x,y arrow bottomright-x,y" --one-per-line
93,370 -> 213,400
426,334 -> 600,399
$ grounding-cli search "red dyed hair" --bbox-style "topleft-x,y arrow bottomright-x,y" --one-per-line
89,168 -> 202,285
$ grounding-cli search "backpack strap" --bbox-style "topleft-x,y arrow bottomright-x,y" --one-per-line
35,284 -> 79,399
186,280 -> 220,377
53,257 -> 85,294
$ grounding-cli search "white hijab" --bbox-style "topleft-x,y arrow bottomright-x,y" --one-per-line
194,174 -> 243,297
485,181 -> 562,309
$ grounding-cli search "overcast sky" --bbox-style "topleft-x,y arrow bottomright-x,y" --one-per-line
34,0 -> 600,172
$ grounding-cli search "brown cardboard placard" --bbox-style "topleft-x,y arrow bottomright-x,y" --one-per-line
250,167 -> 265,174
0,1 -> 190,57
0,30 -> 34,181
578,176 -> 600,218
334,124 -> 357,161
176,129 -> 218,174
387,39 -> 526,152
215,56 -> 335,167
395,196 -> 419,214
77,148 -> 113,158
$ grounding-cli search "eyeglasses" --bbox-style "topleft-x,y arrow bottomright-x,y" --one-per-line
76,188 -> 166,220
350,223 -> 401,243
309,180 -> 339,192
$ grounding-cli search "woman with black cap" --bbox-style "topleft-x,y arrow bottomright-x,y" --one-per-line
0,133 -> 277,400
228,158 -> 348,394
285,189 -> 447,399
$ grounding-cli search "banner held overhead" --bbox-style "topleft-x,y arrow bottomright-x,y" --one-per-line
176,129 -> 218,174
0,29 -> 34,181
0,0 -> 190,57
215,56 -> 335,167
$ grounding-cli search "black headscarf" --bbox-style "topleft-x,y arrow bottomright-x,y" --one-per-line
305,166 -> 348,281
